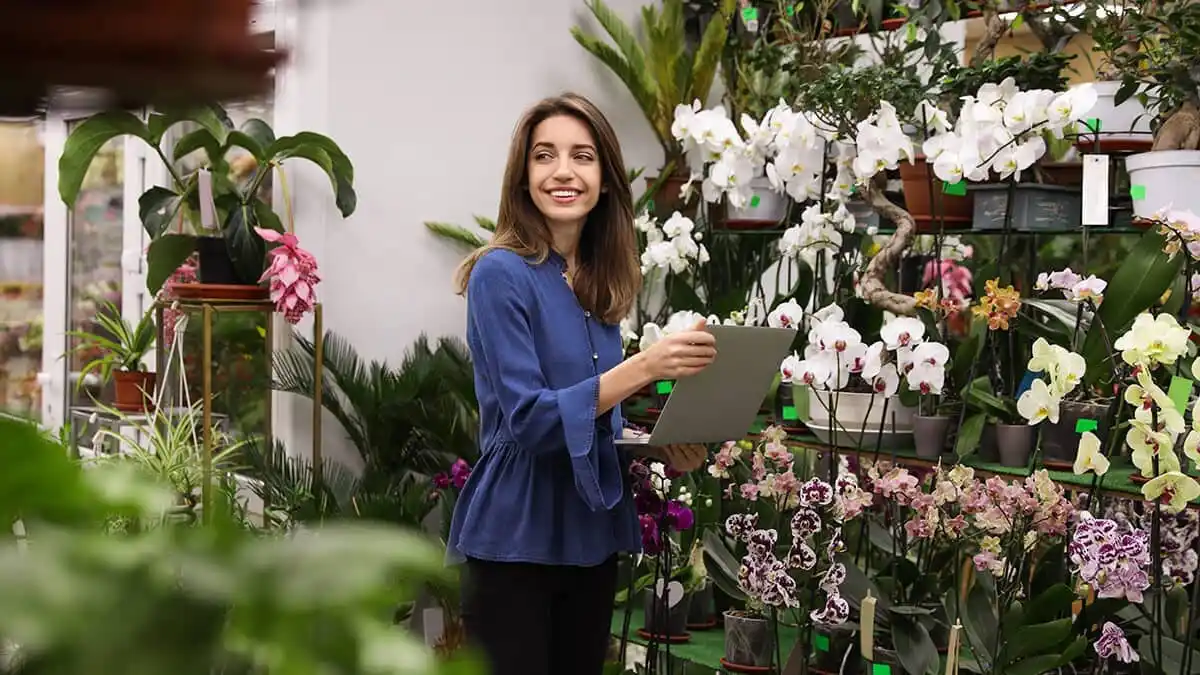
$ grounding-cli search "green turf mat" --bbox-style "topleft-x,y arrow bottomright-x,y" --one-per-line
611,606 -> 802,670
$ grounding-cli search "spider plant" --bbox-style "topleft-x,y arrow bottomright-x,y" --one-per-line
65,300 -> 156,384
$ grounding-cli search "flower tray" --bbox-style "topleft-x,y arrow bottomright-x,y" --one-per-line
636,628 -> 690,643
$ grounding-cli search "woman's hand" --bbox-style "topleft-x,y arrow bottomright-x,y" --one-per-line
659,443 -> 707,473
638,318 -> 717,381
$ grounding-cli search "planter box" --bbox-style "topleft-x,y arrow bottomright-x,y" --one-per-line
970,184 -> 1082,231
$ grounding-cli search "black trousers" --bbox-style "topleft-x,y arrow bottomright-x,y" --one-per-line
461,555 -> 619,675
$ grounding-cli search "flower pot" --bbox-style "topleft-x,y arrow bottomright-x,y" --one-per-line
970,184 -> 1082,231
977,423 -> 999,462
1085,81 -> 1154,143
899,159 -> 973,231
913,415 -> 952,459
644,172 -> 697,220
686,584 -> 717,629
196,235 -> 256,286
642,587 -> 691,638
723,610 -> 774,669
996,423 -> 1035,468
1040,401 -> 1111,468
113,370 -> 156,411
774,382 -> 808,433
865,646 -> 900,675
813,625 -> 857,673
809,391 -> 916,431
1125,150 -> 1200,219
723,177 -> 788,229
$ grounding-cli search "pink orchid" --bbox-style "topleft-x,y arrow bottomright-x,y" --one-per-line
922,259 -> 974,302
256,228 -> 321,324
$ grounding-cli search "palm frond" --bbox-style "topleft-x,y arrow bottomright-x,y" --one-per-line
471,215 -> 497,232
424,221 -> 488,249
691,0 -> 735,107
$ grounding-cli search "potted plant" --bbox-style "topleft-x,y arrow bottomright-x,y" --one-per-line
1093,1 -> 1200,217
57,104 -> 355,307
66,300 -> 156,412
630,459 -> 697,641
571,0 -> 735,218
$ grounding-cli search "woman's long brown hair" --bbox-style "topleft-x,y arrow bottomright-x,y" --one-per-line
453,93 -> 641,325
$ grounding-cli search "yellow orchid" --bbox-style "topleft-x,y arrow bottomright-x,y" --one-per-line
1125,369 -> 1186,434
1142,471 -> 1200,514
1127,419 -> 1182,477
1017,378 -> 1061,424
1073,431 -> 1110,476
1113,312 -> 1192,368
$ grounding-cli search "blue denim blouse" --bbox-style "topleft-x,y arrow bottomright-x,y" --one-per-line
446,248 -> 641,566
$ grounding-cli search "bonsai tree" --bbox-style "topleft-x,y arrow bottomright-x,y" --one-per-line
57,104 -> 356,292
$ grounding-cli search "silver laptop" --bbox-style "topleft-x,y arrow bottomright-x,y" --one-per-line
616,325 -> 798,446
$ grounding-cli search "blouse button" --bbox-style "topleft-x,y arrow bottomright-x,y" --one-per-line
592,353 -> 599,360
584,310 -> 592,317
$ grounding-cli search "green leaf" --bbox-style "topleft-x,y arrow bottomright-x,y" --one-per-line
954,413 -> 986,457
145,234 -> 197,295
1004,654 -> 1063,675
424,221 -> 488,250
472,215 -> 498,232
148,104 -> 232,145
223,202 -> 268,285
172,128 -> 222,163
701,529 -> 747,602
266,133 -> 357,217
961,575 -> 997,667
225,130 -> 266,161
1001,618 -> 1072,664
139,187 -> 184,238
1082,229 -> 1184,385
253,199 -> 284,235
59,111 -> 153,207
891,615 -> 939,675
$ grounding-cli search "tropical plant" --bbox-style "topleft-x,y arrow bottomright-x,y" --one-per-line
571,0 -> 735,170
57,104 -> 356,290
0,414 -> 483,675
65,300 -> 156,382
271,331 -> 478,487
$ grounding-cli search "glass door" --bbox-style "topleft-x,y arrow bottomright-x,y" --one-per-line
40,111 -> 149,431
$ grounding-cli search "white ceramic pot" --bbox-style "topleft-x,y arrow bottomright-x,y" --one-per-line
726,177 -> 788,225
807,390 -> 916,432
1125,150 -> 1200,218
1083,80 -> 1154,142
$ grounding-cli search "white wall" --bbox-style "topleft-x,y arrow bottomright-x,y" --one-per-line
272,0 -> 663,465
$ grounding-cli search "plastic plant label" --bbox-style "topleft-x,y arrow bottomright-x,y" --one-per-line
1168,376 -> 1193,413
782,405 -> 798,420
942,180 -> 967,196
742,6 -> 759,22
1075,418 -> 1099,434
813,633 -> 830,652
786,3 -> 795,15
749,194 -> 761,208
1084,118 -> 1102,133
872,664 -> 892,675
656,380 -> 674,395
1130,184 -> 1147,201
1015,370 -> 1038,397
646,199 -> 655,214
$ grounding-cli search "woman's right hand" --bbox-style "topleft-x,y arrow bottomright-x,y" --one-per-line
639,319 -> 717,381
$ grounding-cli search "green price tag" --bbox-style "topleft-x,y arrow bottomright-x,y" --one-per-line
782,405 -> 798,420
1075,418 -> 1099,434
813,633 -> 830,652
942,180 -> 967,196
656,380 -> 674,395
749,194 -> 761,208
849,183 -> 857,195
872,664 -> 893,675
1084,118 -> 1102,133
1130,185 -> 1147,201
786,3 -> 795,15
646,199 -> 655,213
1168,376 -> 1193,413
742,6 -> 758,22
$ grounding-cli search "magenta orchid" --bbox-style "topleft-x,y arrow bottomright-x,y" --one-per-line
255,227 -> 321,324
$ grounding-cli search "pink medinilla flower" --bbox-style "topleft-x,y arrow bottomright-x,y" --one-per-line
256,227 -> 321,324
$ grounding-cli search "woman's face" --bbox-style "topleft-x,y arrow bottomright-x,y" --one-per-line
526,114 -> 603,232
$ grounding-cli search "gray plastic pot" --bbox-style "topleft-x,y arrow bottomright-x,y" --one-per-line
996,423 -> 1035,468
724,610 -> 774,668
913,415 -> 952,459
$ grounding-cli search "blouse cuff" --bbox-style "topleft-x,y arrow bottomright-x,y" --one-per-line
558,374 -> 624,512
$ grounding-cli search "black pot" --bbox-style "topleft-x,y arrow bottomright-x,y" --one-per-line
1041,401 -> 1111,467
865,646 -> 900,675
686,584 -> 716,628
643,589 -> 691,637
813,625 -> 858,673
724,610 -> 774,668
196,235 -> 254,285
775,382 -> 807,431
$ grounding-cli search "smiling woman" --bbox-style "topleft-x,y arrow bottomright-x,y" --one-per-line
446,93 -> 717,675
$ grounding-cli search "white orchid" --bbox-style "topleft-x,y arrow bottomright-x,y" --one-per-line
767,299 -> 804,330
639,310 -> 718,351
637,211 -> 708,275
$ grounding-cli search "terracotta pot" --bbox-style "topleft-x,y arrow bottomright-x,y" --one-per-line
898,159 -> 974,231
644,173 -> 697,220
113,370 -> 156,411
